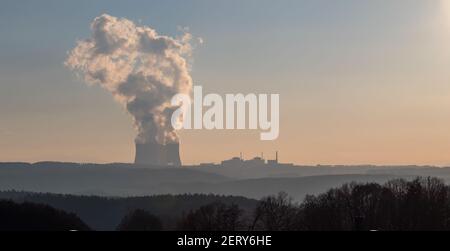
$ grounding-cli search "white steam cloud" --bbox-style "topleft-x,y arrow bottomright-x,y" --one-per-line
65,14 -> 195,145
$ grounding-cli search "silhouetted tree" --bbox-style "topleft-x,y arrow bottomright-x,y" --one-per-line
116,209 -> 163,231
250,192 -> 299,231
177,202 -> 244,231
297,177 -> 450,231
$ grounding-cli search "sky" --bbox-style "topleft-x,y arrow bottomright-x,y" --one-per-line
1,0 -> 450,165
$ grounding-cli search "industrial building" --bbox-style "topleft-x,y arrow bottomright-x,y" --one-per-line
220,151 -> 293,168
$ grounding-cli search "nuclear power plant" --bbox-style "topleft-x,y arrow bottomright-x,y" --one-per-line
217,151 -> 294,168
134,142 -> 181,166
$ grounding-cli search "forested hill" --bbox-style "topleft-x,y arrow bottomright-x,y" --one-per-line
0,191 -> 258,230
0,200 -> 90,231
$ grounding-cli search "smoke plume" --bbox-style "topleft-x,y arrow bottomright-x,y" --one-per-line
65,14 -> 194,144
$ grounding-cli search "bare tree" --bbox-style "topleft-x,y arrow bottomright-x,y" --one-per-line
177,202 -> 244,231
116,209 -> 163,231
250,192 -> 299,231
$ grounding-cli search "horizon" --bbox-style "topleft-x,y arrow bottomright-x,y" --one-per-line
2,0 -> 450,166
0,159 -> 447,168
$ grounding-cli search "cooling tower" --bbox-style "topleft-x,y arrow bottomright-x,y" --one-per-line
134,142 -> 182,166
135,142 -> 164,165
165,143 -> 182,166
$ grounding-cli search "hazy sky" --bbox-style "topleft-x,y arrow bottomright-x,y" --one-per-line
1,0 -> 450,165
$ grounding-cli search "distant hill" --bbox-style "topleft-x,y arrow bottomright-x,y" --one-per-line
159,174 -> 414,201
1,162 -> 449,201
197,164 -> 439,179
0,191 -> 258,230
0,162 -> 230,196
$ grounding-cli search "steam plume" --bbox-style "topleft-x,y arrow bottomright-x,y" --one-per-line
65,14 -> 194,144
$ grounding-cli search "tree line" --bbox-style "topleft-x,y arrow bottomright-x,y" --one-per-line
2,177 -> 450,231
120,177 -> 450,231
